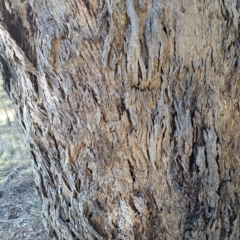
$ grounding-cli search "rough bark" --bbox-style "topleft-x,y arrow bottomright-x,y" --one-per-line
0,0 -> 240,239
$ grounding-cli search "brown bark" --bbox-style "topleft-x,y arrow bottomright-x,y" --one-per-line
1,0 -> 240,239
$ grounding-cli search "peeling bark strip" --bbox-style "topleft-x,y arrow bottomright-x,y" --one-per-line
0,0 -> 240,239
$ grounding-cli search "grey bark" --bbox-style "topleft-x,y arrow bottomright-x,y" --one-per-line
0,0 -> 240,239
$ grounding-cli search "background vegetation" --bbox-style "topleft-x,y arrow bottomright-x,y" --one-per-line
0,77 -> 46,239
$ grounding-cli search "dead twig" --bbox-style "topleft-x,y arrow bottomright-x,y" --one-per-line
0,217 -> 33,223
0,97 -> 14,134
1,165 -> 20,189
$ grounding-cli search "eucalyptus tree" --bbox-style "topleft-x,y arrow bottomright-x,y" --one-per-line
0,0 -> 240,239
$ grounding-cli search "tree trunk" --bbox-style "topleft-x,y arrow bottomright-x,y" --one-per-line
1,0 -> 240,239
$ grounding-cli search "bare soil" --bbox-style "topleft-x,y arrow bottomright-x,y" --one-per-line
0,172 -> 47,240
